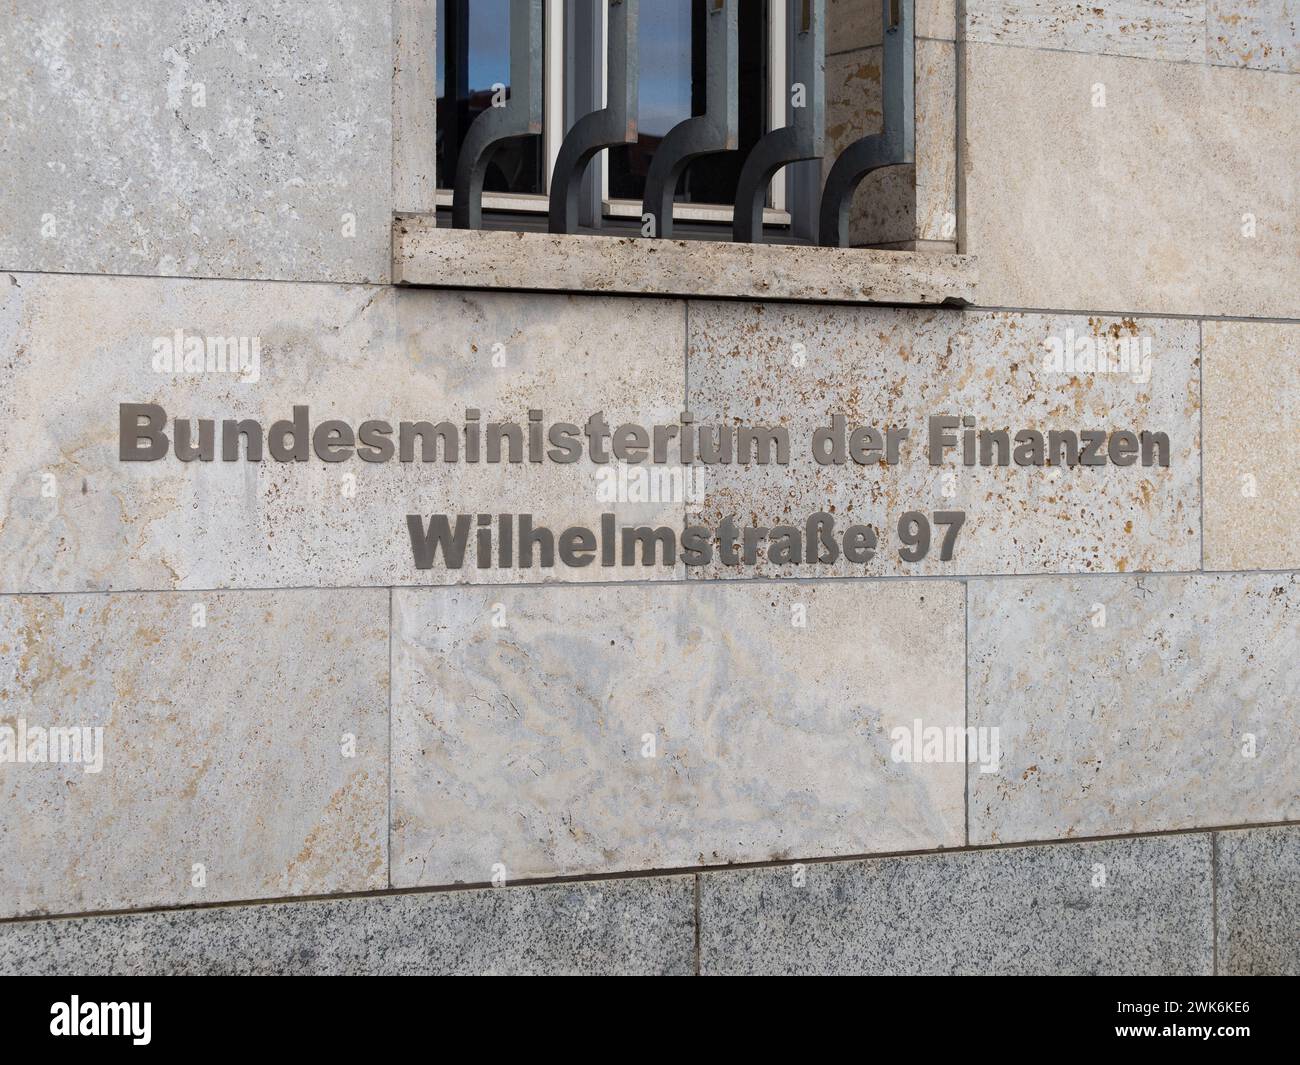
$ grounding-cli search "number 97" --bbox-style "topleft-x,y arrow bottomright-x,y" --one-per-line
897,511 -> 966,562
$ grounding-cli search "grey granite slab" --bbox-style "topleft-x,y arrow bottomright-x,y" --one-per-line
1216,825 -> 1300,976
0,875 -> 695,975
699,834 -> 1214,974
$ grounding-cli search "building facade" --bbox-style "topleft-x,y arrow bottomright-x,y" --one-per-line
0,0 -> 1296,974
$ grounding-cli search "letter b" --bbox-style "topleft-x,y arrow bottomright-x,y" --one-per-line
120,403 -> 169,461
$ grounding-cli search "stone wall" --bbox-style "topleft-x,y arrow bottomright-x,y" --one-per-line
0,0 -> 1296,974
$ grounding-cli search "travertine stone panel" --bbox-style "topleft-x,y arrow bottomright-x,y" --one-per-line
394,223 -> 976,304
962,42 -> 1299,317
965,1 -> 1207,61
393,0 -> 438,213
391,581 -> 966,887
1203,321 -> 1300,571
919,0 -> 960,41
0,589 -> 388,919
687,302 -> 1200,577
699,834 -> 1214,974
1208,0 -> 1298,72
829,0 -> 957,53
1216,825 -> 1300,976
0,876 -> 696,975
0,1 -> 392,283
969,574 -> 1300,844
0,274 -> 683,591
825,40 -> 957,246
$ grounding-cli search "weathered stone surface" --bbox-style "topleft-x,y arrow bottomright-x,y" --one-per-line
1208,0 -> 1298,72
963,42 -> 1299,317
0,274 -> 682,591
393,0 -> 438,214
0,875 -> 695,975
917,0 -> 959,41
1203,321 -> 1300,572
394,223 -> 976,305
825,47 -> 907,246
1216,825 -> 1300,976
699,834 -> 1214,974
825,39 -> 957,246
391,581 -> 965,887
0,589 -> 388,919
0,0 -> 392,283
913,40 -> 958,248
829,0 -> 957,53
969,574 -> 1300,844
686,303 -> 1199,578
965,1 -> 1207,61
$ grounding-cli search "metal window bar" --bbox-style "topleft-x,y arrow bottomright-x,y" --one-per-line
639,0 -> 738,240
447,0 -> 915,246
732,0 -> 824,243
563,0 -> 606,229
550,1 -> 638,234
818,0 -> 914,246
451,0 -> 545,230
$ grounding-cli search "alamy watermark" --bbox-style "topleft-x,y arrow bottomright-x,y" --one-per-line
1042,328 -> 1151,385
0,718 -> 104,774
50,997 -> 150,1045
595,461 -> 706,505
891,719 -> 1000,774
152,329 -> 260,383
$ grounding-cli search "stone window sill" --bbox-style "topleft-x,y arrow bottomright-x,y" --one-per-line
393,216 -> 976,307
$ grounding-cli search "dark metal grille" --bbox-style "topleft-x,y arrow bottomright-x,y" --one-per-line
446,0 -> 914,247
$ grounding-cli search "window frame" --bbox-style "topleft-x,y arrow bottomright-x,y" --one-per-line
433,0 -> 791,226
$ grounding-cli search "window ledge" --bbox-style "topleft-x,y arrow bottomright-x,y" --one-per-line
393,216 -> 976,307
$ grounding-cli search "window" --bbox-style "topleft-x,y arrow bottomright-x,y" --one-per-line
435,0 -> 790,229
435,0 -> 548,199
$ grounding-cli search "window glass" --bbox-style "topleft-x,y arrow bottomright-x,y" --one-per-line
436,0 -> 545,195
607,0 -> 769,206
